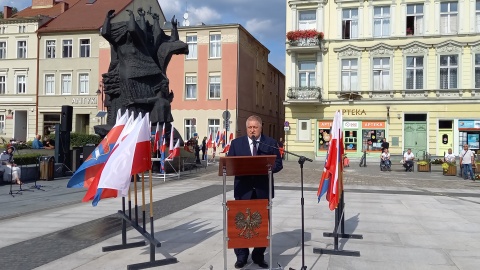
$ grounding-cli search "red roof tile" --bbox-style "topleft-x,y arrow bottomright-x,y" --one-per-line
13,0 -> 82,19
38,0 -> 133,33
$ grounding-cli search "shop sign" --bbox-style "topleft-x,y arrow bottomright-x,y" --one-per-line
362,121 -> 385,129
318,121 -> 332,128
72,97 -> 97,105
459,120 -> 475,129
342,109 -> 366,116
343,121 -> 359,129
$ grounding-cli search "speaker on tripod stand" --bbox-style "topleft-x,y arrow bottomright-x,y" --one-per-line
56,105 -> 73,176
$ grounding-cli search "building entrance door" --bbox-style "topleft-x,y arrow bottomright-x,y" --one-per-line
13,110 -> 28,142
404,122 -> 427,156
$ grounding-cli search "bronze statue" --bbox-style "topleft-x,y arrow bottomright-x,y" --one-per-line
95,8 -> 188,140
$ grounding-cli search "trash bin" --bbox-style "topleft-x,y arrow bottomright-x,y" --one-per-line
39,156 -> 55,181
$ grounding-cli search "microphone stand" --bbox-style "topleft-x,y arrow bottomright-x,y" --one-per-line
255,138 -> 313,270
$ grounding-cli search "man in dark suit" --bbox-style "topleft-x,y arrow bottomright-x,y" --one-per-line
227,115 -> 283,269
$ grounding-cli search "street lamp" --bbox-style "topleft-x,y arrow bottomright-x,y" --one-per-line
96,83 -> 105,124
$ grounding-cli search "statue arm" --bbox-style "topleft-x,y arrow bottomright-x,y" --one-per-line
126,9 -> 146,44
169,15 -> 179,42
101,10 -> 116,43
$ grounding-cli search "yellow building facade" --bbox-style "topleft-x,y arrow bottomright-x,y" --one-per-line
286,0 -> 480,159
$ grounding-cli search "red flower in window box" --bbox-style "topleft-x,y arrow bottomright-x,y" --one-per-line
286,30 -> 324,41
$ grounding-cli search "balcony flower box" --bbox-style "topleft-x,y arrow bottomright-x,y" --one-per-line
287,30 -> 324,46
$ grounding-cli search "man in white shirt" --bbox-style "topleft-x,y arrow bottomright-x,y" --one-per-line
403,148 -> 415,172
380,148 -> 391,171
459,144 -> 475,180
444,148 -> 456,163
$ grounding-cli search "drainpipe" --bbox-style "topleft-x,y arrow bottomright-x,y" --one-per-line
35,32 -> 40,134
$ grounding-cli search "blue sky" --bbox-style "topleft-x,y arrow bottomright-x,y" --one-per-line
3,0 -> 286,74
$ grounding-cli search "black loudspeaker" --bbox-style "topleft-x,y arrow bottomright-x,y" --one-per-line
61,105 -> 73,132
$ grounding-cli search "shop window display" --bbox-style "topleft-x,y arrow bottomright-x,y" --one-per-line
344,130 -> 357,151
362,129 -> 385,151
318,129 -> 331,150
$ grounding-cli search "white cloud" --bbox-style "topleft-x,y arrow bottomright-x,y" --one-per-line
245,18 -> 274,38
158,0 -> 182,16
0,0 -> 29,9
189,6 -> 221,25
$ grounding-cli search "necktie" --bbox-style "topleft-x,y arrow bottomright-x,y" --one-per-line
252,142 -> 257,156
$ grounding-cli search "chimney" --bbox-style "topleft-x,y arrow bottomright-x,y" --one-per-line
32,0 -> 55,9
60,2 -> 69,13
3,6 -> 12,19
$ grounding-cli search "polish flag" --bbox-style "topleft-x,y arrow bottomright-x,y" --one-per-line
153,122 -> 160,152
221,133 -> 234,154
160,123 -> 166,153
167,139 -> 181,160
131,113 -> 152,175
207,131 -> 213,148
168,124 -> 175,155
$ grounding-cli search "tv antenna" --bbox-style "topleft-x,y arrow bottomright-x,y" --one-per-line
183,3 -> 190,26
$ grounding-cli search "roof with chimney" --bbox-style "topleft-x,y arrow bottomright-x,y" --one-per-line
13,0 -> 82,19
37,0 -> 133,33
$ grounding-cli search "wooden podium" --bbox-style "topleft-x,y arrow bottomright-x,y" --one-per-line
218,155 -> 277,270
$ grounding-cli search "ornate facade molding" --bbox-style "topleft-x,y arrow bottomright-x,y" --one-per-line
369,43 -> 394,56
402,42 -> 429,55
435,41 -> 464,54
335,45 -> 362,58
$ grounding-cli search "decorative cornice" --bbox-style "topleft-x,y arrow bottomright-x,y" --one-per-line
401,41 -> 429,55
369,43 -> 394,56
435,41 -> 464,54
335,45 -> 362,57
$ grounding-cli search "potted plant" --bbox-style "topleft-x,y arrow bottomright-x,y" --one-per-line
442,162 -> 457,176
417,160 -> 430,172
406,28 -> 413,35
286,30 -> 324,46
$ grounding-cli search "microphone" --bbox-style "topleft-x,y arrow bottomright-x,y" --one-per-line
250,136 -> 258,148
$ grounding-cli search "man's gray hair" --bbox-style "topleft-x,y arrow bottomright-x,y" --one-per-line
246,115 -> 262,125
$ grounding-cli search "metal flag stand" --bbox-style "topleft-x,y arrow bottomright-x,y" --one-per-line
102,170 -> 177,270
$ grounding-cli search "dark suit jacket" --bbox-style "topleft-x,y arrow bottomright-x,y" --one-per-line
227,135 -> 283,199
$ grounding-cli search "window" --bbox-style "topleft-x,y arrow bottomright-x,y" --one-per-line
46,40 -> 55,58
209,34 -> 221,58
186,35 -> 197,59
208,119 -> 220,137
61,74 -> 72,94
298,61 -> 316,87
406,4 -> 424,35
439,55 -> 458,89
440,2 -> 458,34
45,74 -> 55,95
373,6 -> 390,37
475,54 -> 480,88
209,76 -> 221,99
184,119 -> 196,141
17,41 -> 27,58
79,73 -> 89,94
80,39 -> 90,57
373,58 -> 390,90
0,115 -> 4,134
298,119 -> 311,141
18,25 -> 25,33
185,75 -> 197,99
16,75 -> 26,94
0,41 -> 6,59
63,39 -> 72,58
341,59 -> 358,91
342,9 -> 359,39
0,75 -> 5,94
299,10 -> 316,30
477,1 -> 480,32
406,56 -> 424,90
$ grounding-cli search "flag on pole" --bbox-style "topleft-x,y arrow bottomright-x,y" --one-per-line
153,122 -> 160,152
215,130 -> 221,147
87,113 -> 145,205
167,139 -> 181,160
67,109 -> 128,188
317,110 -> 344,211
131,113 -> 152,175
168,124 -> 175,155
206,131 -> 213,148
221,132 -> 234,153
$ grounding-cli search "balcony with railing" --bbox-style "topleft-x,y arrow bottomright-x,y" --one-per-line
286,30 -> 325,53
287,86 -> 322,102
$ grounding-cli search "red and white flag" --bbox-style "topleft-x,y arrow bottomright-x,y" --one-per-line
317,110 -> 344,210
132,113 -> 152,175
160,123 -> 166,153
168,124 -> 175,155
97,113 -> 147,197
221,133 -> 234,153
153,122 -> 160,152
206,131 -> 213,148
167,139 -> 181,160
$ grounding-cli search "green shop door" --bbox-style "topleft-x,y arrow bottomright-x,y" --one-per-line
404,122 -> 427,156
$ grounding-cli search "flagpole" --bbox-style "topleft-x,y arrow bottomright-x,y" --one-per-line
134,173 -> 139,226
142,171 -> 146,232
149,169 -> 155,262
128,185 -> 132,219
